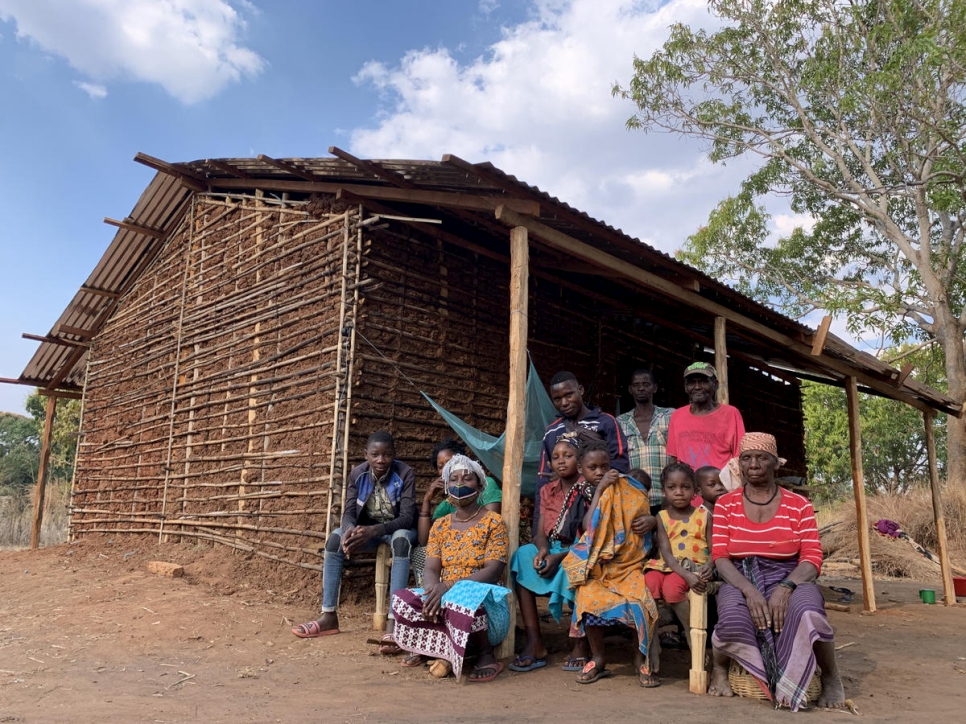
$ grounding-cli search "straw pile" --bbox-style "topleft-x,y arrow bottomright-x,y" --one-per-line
821,485 -> 966,581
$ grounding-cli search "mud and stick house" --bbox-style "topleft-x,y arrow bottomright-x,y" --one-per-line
9,151 -> 961,615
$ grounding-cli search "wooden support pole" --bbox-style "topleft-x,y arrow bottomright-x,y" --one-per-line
714,316 -> 729,405
496,225 -> 528,660
30,395 -> 57,549
845,376 -> 876,612
924,409 -> 956,605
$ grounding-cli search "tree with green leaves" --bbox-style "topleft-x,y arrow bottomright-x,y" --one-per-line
0,412 -> 39,495
617,0 -> 966,487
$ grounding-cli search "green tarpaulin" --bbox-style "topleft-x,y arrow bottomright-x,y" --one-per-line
421,358 -> 557,497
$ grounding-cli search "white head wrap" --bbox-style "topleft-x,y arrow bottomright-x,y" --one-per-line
441,454 -> 487,488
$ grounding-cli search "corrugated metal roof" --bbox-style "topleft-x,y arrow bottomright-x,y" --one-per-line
15,153 -> 960,416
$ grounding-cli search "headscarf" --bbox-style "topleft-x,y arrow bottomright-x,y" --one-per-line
441,454 -> 488,491
738,432 -> 787,467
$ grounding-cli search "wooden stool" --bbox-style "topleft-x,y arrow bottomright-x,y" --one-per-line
372,542 -> 392,631
688,589 -> 708,693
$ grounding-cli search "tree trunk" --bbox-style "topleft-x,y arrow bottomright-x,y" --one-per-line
939,313 -> 966,491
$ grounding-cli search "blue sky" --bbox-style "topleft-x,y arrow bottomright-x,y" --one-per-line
0,0 -> 814,414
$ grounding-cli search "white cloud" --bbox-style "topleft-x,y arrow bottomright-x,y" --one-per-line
0,0 -> 263,103
773,212 -> 816,237
74,80 -> 107,99
478,0 -> 500,15
349,0 -> 749,252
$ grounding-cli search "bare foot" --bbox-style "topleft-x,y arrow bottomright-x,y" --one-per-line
817,670 -> 847,709
316,612 -> 339,632
708,664 -> 733,697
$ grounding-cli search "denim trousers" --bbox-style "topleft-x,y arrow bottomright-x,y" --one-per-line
321,527 -> 418,614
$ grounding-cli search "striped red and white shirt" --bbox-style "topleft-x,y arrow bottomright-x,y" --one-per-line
711,488 -> 823,574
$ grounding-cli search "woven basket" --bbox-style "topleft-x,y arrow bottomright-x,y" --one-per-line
728,660 -> 822,705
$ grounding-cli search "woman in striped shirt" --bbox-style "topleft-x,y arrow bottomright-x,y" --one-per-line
708,433 -> 846,711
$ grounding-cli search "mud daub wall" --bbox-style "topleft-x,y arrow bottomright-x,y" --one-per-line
71,195 -> 364,572
350,225 -> 512,479
351,223 -> 806,486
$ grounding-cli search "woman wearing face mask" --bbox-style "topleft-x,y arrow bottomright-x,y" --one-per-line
390,455 -> 510,682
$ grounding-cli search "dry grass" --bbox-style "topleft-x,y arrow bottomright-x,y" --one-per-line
822,484 -> 966,580
0,483 -> 69,549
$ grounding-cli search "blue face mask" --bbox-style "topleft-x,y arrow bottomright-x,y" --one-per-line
447,485 -> 477,500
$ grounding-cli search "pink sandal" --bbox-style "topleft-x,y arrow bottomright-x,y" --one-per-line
292,620 -> 339,638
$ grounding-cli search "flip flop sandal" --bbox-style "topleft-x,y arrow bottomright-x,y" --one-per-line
562,656 -> 587,672
401,653 -> 427,668
292,621 -> 339,638
508,655 -> 547,672
575,661 -> 611,684
467,661 -> 505,683
639,667 -> 661,688
378,633 -> 403,655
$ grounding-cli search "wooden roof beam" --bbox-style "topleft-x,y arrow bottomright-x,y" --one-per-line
897,362 -> 915,387
204,159 -> 251,179
329,146 -> 416,189
80,285 -> 119,299
256,155 -> 319,182
22,333 -> 89,348
337,191 -> 509,265
330,185 -> 537,215
810,315 -> 832,355
134,152 -> 207,192
0,376 -> 82,397
493,205 -> 953,415
104,217 -> 165,239
57,325 -> 92,338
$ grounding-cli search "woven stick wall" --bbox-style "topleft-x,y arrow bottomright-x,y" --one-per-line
70,194 -> 366,573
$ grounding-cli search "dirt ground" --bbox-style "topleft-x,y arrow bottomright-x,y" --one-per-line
2,539 -> 965,723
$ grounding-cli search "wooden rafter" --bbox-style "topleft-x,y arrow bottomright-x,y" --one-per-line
329,146 -> 416,189
810,315 -> 832,355
57,325 -> 93,338
204,159 -> 251,179
256,154 -> 319,182
22,333 -> 89,348
80,285 -> 120,299
209,176 -> 541,215
104,217 -> 165,239
134,152 -> 207,192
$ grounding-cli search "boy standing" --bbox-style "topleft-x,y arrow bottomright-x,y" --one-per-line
536,371 -> 628,515
617,369 -> 673,511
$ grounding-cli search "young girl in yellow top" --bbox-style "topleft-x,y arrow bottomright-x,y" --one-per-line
644,463 -> 713,647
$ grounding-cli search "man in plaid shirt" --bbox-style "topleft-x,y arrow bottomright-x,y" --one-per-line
616,369 -> 673,512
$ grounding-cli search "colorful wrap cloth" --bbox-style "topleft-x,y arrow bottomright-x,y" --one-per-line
712,556 -> 833,711
563,476 -> 658,660
391,581 -> 510,680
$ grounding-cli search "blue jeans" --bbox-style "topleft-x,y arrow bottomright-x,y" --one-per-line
321,527 -> 418,615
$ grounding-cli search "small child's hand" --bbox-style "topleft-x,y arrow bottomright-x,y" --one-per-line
683,571 -> 701,591
698,564 -> 714,582
599,470 -> 621,491
631,515 -> 656,535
